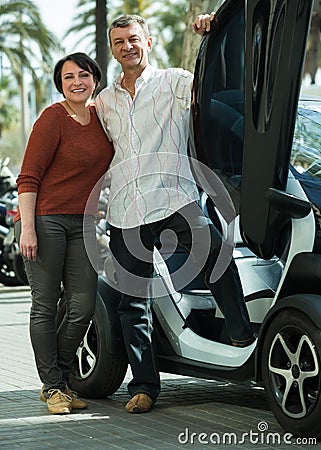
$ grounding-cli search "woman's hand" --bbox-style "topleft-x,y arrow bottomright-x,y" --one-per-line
192,11 -> 216,35
19,227 -> 38,261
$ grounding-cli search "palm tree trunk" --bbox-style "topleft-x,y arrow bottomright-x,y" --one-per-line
95,0 -> 108,92
19,73 -> 28,150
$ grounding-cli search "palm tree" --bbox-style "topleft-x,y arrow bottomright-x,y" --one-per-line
0,0 -> 61,148
63,0 -> 109,89
0,75 -> 18,139
148,0 -> 187,67
115,0 -> 151,15
95,0 -> 108,91
0,0 -> 61,112
64,0 -> 96,55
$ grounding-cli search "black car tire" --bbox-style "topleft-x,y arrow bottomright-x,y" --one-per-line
262,308 -> 321,438
57,290 -> 128,398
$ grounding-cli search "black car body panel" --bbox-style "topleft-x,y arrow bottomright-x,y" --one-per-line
190,0 -> 313,260
241,0 -> 313,259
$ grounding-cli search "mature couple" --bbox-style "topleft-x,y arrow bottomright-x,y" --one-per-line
15,11 -> 255,415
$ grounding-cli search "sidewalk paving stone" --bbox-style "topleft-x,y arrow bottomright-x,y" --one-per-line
1,285 -> 320,449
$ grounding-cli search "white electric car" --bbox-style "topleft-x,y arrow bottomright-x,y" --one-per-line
58,0 -> 321,438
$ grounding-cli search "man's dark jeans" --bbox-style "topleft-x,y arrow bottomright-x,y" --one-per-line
109,202 -> 253,402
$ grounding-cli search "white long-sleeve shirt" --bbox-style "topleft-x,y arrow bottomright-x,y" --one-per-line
96,64 -> 200,229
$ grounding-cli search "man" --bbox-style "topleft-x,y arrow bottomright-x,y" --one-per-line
96,13 -> 255,414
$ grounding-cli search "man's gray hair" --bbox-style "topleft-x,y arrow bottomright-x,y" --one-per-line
108,14 -> 150,43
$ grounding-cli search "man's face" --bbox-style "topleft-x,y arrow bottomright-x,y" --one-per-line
110,23 -> 152,71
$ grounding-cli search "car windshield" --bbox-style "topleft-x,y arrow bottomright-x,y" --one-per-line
292,104 -> 321,178
290,103 -> 321,214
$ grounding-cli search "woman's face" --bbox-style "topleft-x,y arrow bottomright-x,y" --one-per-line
61,60 -> 96,103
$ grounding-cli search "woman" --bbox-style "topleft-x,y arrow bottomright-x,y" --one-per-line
14,53 -> 114,414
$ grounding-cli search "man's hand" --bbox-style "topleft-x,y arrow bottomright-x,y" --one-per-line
192,12 -> 216,36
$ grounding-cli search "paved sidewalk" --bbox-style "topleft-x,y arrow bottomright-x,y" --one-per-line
0,285 -> 319,450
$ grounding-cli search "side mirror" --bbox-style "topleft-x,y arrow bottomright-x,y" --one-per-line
266,187 -> 311,226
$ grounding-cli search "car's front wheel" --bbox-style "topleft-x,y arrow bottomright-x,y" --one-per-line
262,308 -> 321,438
57,289 -> 128,398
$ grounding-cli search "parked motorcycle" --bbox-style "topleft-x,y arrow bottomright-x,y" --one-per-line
0,157 -> 16,195
0,158 -> 28,286
0,202 -> 8,233
3,192 -> 28,286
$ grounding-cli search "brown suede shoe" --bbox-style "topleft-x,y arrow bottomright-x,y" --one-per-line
46,389 -> 72,414
65,385 -> 88,409
40,384 -> 87,410
125,393 -> 154,413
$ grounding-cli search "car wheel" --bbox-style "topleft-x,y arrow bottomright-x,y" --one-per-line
262,308 -> 321,438
57,290 -> 128,398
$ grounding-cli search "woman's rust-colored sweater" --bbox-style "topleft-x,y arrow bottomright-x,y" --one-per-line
15,103 -> 113,221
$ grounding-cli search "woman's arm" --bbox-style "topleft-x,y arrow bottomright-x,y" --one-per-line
16,106 -> 61,261
18,192 -> 38,261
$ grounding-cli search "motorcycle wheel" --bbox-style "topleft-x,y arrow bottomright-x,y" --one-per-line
0,254 -> 23,286
57,289 -> 128,398
262,308 -> 321,438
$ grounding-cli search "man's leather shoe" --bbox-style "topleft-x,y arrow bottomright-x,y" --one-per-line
125,393 -> 154,413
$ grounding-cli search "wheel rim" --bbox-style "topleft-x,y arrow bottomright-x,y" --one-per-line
268,327 -> 320,418
74,320 -> 98,379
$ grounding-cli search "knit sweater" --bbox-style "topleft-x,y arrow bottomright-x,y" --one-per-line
15,103 -> 113,221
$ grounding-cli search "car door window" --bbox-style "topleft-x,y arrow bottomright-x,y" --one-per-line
195,4 -> 245,213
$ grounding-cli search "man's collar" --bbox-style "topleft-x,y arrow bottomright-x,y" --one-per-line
115,64 -> 155,88
140,64 -> 154,82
